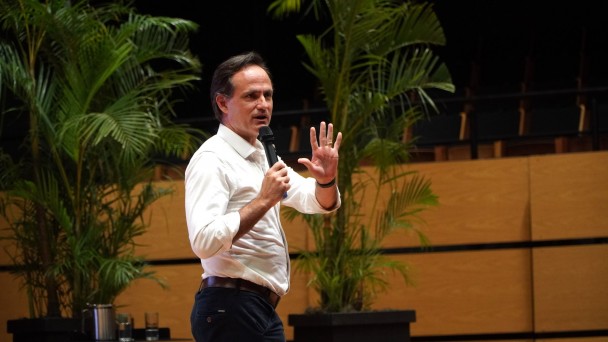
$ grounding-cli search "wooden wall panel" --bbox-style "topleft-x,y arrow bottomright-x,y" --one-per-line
470,340 -> 532,342
133,181 -> 194,260
530,152 -> 608,240
373,250 -> 533,336
536,339 -> 608,342
0,273 -> 29,342
533,244 -> 608,332
381,157 -> 531,248
0,203 -> 17,265
0,231 -> 14,265
114,264 -> 201,339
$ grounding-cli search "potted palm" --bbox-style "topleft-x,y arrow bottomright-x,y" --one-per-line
268,0 -> 454,341
0,0 -> 201,340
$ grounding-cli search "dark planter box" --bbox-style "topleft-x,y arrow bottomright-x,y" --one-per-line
7,317 -> 81,342
288,310 -> 416,342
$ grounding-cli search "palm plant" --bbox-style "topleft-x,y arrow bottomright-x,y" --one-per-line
0,0 -> 201,318
269,0 -> 454,312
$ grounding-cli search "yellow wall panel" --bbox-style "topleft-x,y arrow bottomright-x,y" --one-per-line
0,202 -> 19,265
0,233 -> 14,265
114,264 -> 201,339
133,181 -> 195,260
373,250 -> 533,336
384,157 -> 531,247
536,339 -> 608,342
530,152 -> 608,240
533,244 -> 608,332
0,273 -> 29,342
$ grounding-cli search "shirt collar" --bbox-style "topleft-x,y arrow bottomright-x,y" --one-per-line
217,124 -> 264,160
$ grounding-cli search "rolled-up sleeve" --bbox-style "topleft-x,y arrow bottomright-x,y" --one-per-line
185,152 -> 239,259
282,166 -> 341,214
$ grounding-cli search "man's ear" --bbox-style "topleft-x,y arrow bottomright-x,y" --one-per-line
216,94 -> 229,114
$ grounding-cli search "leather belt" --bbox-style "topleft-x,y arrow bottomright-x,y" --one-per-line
201,276 -> 280,309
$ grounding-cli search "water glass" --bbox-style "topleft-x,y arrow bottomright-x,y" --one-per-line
145,312 -> 160,341
116,313 -> 134,342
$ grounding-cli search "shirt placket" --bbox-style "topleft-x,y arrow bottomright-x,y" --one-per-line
252,150 -> 291,289
249,151 -> 266,177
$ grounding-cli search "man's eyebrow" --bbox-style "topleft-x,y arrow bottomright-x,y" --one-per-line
241,89 -> 258,95
243,88 -> 273,96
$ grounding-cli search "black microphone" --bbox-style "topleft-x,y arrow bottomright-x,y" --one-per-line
258,126 -> 279,167
258,126 -> 287,199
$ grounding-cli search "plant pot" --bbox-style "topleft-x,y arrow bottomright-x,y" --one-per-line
288,310 -> 416,342
7,317 -> 81,342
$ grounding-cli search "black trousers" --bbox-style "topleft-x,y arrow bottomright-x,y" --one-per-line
190,286 -> 285,342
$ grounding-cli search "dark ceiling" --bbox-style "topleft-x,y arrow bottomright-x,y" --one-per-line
133,0 -> 608,122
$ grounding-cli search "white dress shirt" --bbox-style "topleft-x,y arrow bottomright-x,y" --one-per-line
184,124 -> 340,296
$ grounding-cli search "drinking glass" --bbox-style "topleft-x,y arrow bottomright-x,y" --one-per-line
116,313 -> 134,342
144,312 -> 159,341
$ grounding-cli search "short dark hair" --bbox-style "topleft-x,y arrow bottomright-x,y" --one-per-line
210,51 -> 272,122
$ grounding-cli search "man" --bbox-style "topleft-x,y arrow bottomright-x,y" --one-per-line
185,51 -> 342,341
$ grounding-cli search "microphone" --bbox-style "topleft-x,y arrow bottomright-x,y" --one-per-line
258,126 -> 287,199
258,126 -> 279,167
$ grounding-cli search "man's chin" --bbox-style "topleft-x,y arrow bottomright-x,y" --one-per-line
255,121 -> 270,128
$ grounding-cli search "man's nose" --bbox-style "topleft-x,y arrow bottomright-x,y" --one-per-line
257,96 -> 270,107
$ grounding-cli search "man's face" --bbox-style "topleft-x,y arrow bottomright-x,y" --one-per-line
217,65 -> 273,145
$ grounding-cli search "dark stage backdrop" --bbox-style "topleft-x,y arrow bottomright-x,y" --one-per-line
133,0 -> 608,123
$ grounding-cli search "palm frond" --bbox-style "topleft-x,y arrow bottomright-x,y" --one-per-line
375,174 -> 437,241
267,0 -> 304,19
